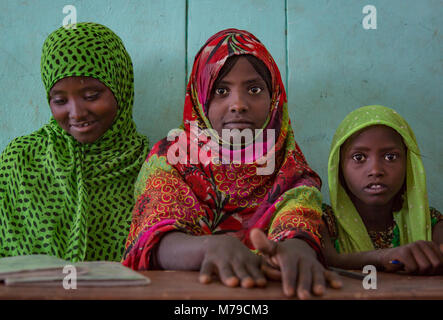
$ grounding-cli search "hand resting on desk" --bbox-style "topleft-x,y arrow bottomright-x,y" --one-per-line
249,228 -> 342,299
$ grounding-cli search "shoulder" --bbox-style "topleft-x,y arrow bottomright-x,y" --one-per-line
1,129 -> 48,164
321,203 -> 338,239
148,137 -> 173,157
430,207 -> 443,224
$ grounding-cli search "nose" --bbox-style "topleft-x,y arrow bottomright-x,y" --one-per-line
68,99 -> 88,120
228,90 -> 249,114
367,158 -> 384,177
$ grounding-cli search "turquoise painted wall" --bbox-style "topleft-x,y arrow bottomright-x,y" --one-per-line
1,0 -> 442,209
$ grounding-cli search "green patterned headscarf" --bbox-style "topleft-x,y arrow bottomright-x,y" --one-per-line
328,105 -> 431,253
0,22 -> 149,261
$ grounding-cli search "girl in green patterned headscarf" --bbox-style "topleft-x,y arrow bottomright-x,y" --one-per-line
0,22 -> 149,262
321,105 -> 443,274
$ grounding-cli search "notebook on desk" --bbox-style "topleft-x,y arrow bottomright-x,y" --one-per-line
0,254 -> 150,287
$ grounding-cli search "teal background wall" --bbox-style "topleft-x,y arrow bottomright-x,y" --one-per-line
1,0 -> 442,209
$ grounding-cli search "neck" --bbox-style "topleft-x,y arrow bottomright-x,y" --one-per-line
349,195 -> 395,232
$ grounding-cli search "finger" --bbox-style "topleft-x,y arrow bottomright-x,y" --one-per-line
410,242 -> 433,274
261,262 -> 281,281
279,255 -> 297,297
324,270 -> 343,289
218,263 -> 239,288
246,263 -> 267,287
199,260 -> 215,284
232,263 -> 254,289
250,228 -> 277,257
397,247 -> 418,274
311,267 -> 326,296
296,260 -> 312,300
427,242 -> 443,262
417,241 -> 443,274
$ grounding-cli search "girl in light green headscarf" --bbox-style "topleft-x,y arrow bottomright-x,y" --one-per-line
321,105 -> 443,274
0,23 -> 149,262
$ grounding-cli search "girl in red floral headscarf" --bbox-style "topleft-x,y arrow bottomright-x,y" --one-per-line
122,29 -> 341,298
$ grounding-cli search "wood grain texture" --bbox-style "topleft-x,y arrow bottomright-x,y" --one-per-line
0,270 -> 442,300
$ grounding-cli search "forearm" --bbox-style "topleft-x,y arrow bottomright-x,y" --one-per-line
331,250 -> 383,270
155,232 -> 210,270
320,226 -> 382,270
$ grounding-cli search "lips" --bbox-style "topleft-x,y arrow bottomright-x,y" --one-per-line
223,120 -> 254,130
69,120 -> 98,132
364,182 -> 388,194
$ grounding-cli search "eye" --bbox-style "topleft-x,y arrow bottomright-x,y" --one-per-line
248,86 -> 263,95
84,93 -> 100,101
351,153 -> 366,162
214,87 -> 228,96
384,153 -> 398,161
51,97 -> 67,106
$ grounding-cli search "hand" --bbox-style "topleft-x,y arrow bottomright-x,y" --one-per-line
377,241 -> 443,275
199,235 -> 267,288
250,228 -> 342,299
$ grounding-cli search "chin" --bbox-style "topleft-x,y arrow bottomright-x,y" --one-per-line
361,197 -> 394,207
72,135 -> 98,144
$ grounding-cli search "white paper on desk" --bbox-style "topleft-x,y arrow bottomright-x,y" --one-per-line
4,261 -> 150,287
0,254 -> 87,280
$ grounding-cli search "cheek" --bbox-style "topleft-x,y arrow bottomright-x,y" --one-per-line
93,97 -> 118,121
342,162 -> 360,188
258,98 -> 271,122
207,102 -> 221,128
49,106 -> 68,125
394,162 -> 407,185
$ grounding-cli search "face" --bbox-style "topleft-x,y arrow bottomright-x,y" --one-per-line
207,57 -> 271,139
49,76 -> 118,144
340,125 -> 406,210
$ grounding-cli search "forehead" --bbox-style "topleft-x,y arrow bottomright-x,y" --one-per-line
342,125 -> 405,151
220,57 -> 262,81
50,76 -> 106,92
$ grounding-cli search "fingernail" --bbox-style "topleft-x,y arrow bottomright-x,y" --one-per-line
333,280 -> 343,288
256,278 -> 267,287
227,276 -> 239,287
199,274 -> 210,283
314,285 -> 324,295
241,277 -> 254,288
284,287 -> 295,297
298,290 -> 310,300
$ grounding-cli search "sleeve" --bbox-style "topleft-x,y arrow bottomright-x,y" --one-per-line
122,154 -> 208,270
0,136 -> 25,212
430,207 -> 443,227
321,203 -> 338,240
266,185 -> 325,262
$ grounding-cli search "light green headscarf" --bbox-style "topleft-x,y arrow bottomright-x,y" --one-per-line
328,105 -> 431,253
0,23 -> 149,261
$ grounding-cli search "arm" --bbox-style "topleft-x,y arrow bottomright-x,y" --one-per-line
319,224 -> 382,269
154,231 -> 207,270
156,231 -> 266,288
432,220 -> 443,245
321,226 -> 443,274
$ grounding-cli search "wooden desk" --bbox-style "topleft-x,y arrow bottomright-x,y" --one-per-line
0,270 -> 442,300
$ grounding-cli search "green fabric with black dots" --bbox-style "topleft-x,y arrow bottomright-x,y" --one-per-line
0,22 -> 149,262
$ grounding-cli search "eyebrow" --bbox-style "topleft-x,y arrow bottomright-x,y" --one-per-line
217,77 -> 266,86
49,85 -> 104,96
347,145 -> 404,152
